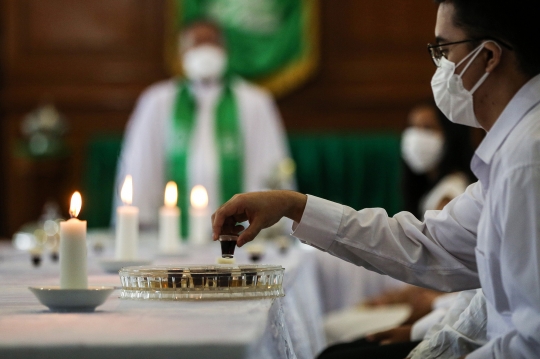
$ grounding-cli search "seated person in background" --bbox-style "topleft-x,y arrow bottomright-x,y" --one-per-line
322,101 -> 476,351
114,20 -> 292,229
401,101 -> 475,218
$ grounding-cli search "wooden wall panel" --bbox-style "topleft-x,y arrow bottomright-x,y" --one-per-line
280,0 -> 438,131
5,0 -> 165,86
0,0 -> 440,236
0,0 -> 169,236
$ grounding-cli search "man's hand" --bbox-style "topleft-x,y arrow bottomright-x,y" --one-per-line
365,325 -> 412,345
212,190 -> 307,247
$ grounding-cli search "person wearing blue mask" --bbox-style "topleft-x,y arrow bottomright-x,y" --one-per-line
212,1 -> 540,358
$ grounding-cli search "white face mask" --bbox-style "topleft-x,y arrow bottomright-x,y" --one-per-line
431,41 -> 498,128
182,45 -> 227,82
401,127 -> 444,174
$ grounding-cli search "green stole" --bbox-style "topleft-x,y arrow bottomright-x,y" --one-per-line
167,80 -> 244,239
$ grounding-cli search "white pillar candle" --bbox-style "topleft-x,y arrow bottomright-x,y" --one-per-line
189,185 -> 210,246
159,181 -> 180,252
60,191 -> 87,289
115,175 -> 139,260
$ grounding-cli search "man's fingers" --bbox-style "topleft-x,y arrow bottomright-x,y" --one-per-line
212,200 -> 241,240
233,224 -> 245,234
232,213 -> 249,223
221,223 -> 245,236
219,220 -> 243,236
237,222 -> 263,247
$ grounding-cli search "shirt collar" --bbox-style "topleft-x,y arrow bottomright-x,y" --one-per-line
474,73 -> 540,165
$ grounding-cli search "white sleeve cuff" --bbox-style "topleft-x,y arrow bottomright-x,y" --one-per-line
410,308 -> 447,341
291,195 -> 344,252
466,341 -> 494,359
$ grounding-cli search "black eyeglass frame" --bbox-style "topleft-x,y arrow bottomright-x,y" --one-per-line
427,38 -> 513,67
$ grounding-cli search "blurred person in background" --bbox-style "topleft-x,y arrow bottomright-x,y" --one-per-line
114,20 -> 292,229
401,101 -> 475,219
322,101 -> 476,355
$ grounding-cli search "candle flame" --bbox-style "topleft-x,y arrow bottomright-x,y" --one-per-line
69,191 -> 82,218
190,185 -> 208,209
121,175 -> 133,205
164,181 -> 178,207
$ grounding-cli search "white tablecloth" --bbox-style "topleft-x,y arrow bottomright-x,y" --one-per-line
0,232 -> 325,359
0,230 -> 407,359
313,250 -> 406,314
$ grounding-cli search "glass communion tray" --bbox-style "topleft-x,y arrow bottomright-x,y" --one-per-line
119,264 -> 285,301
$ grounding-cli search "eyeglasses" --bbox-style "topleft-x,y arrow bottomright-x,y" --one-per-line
427,38 -> 513,67
427,39 -> 474,67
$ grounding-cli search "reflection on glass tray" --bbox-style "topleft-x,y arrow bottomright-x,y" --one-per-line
119,264 -> 285,301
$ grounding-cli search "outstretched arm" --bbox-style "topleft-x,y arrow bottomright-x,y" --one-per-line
212,182 -> 483,292
212,190 -> 306,246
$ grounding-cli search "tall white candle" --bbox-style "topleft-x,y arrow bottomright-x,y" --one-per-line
189,185 -> 210,246
115,175 -> 139,260
159,181 -> 180,252
60,191 -> 87,289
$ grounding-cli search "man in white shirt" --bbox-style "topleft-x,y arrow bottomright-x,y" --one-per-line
114,21 -> 291,235
212,1 -> 540,358
409,289 -> 487,359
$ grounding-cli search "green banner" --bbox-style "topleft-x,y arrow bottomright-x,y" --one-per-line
167,0 -> 318,96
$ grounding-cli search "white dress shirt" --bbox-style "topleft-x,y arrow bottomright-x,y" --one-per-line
293,74 -> 540,359
409,289 -> 487,359
115,78 -> 291,226
420,172 -> 469,216
410,292 -> 460,342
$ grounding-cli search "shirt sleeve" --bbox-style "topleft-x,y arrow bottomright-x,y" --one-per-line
409,293 -> 462,341
468,165 -> 540,359
410,308 -> 448,341
292,182 -> 484,292
408,289 -> 486,359
421,172 -> 469,214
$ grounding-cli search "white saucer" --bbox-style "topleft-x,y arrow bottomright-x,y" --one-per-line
29,286 -> 115,312
99,259 -> 152,273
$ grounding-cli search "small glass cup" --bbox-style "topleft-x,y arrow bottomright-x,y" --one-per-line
219,235 -> 238,258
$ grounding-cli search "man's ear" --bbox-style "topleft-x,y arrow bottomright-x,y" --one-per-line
484,41 -> 503,73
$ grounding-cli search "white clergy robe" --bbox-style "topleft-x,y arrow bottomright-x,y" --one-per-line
114,78 -> 292,227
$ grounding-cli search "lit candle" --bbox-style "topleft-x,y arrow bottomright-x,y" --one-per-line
60,191 -> 87,289
115,175 -> 139,260
159,181 -> 180,252
189,185 -> 210,245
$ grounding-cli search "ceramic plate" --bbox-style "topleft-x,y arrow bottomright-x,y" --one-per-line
29,286 -> 115,312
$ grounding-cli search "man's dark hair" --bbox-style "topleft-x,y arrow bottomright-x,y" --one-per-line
434,0 -> 540,77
